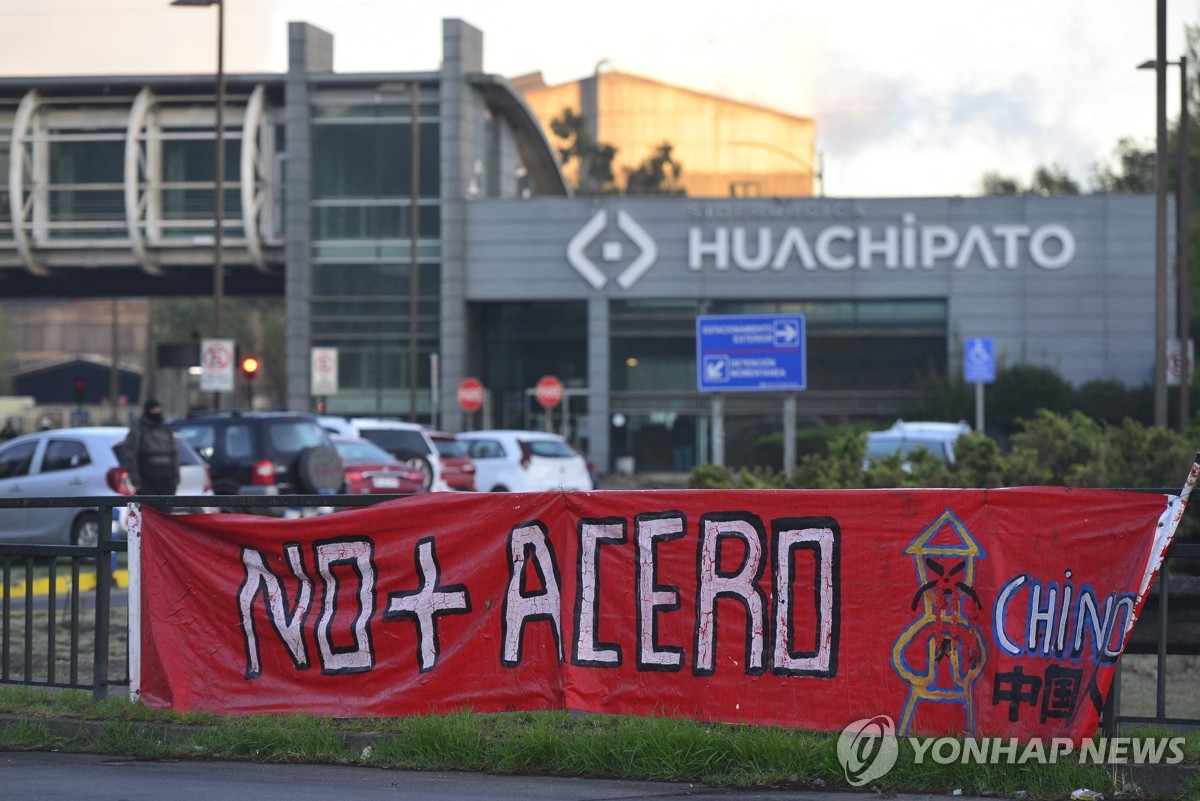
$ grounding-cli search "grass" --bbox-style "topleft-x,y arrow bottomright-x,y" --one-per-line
0,687 -> 1197,798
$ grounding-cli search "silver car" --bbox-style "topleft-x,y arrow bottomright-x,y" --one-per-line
0,426 -> 213,547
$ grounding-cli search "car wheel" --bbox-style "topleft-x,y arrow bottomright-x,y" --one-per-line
297,445 -> 344,493
71,511 -> 100,548
404,456 -> 435,491
490,484 -> 509,493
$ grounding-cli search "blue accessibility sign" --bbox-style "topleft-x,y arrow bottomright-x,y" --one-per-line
964,337 -> 996,384
696,314 -> 807,392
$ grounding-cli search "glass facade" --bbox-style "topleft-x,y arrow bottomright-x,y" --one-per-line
470,301 -> 589,429
467,296 -> 946,472
309,91 -> 441,418
610,298 -> 946,393
3,102 -> 247,244
606,298 -> 947,472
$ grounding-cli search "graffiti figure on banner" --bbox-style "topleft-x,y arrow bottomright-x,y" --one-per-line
891,509 -> 988,735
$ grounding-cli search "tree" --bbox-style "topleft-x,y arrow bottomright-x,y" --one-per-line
978,165 -> 1078,196
1030,164 -> 1080,195
151,296 -> 286,406
549,108 -> 618,195
1089,138 -> 1155,194
624,143 -> 686,196
979,171 -> 1020,195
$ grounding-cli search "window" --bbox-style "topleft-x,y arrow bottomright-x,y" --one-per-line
358,428 -> 430,458
524,439 -> 575,459
223,424 -> 253,461
466,440 -> 504,460
266,421 -> 327,456
42,439 -> 90,472
175,424 -> 215,461
0,441 -> 37,479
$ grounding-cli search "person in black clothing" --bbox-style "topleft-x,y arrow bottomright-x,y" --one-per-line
123,399 -> 179,496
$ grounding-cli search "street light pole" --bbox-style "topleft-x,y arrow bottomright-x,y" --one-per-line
1155,0 -> 1169,429
1178,56 -> 1190,430
1140,46 -> 1191,430
172,0 -> 225,409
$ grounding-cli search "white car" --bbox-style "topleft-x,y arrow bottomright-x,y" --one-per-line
317,416 -> 443,492
457,430 -> 593,492
863,420 -> 972,468
0,426 -> 213,546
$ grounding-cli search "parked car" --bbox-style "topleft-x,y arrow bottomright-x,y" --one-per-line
0,426 -> 213,546
169,412 -> 344,511
863,419 -> 972,469
457,430 -> 593,492
429,431 -> 476,491
330,436 -> 427,496
317,416 -> 443,493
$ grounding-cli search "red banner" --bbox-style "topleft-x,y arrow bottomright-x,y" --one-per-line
135,486 -> 1184,740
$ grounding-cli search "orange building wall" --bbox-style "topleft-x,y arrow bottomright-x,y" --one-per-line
515,70 -> 815,197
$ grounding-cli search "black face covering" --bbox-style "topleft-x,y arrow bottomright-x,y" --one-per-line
146,411 -> 163,424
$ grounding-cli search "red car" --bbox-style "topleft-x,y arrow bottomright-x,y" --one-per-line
330,436 -> 426,495
430,431 -> 477,491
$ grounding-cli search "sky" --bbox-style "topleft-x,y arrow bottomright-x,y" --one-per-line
3,0 -> 1200,197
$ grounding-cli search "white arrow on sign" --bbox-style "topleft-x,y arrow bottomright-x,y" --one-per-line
774,321 -> 800,346
704,356 -> 728,382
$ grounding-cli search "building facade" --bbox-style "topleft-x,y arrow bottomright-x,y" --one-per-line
0,19 -> 1171,475
513,68 -> 817,197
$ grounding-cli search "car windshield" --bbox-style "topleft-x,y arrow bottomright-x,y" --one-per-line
865,438 -> 947,461
267,421 -> 329,455
335,439 -> 398,464
359,429 -> 430,457
433,437 -> 467,458
524,439 -> 576,458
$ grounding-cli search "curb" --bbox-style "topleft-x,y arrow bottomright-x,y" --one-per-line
6,570 -> 129,596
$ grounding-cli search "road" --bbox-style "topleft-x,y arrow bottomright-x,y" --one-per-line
0,751 -> 991,801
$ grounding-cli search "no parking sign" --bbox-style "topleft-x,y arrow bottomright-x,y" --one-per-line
311,348 -> 339,395
200,339 -> 235,392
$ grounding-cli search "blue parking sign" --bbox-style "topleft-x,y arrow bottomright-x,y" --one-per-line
696,314 -> 806,392
964,337 -> 996,384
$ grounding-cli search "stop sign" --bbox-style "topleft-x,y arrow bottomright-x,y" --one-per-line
457,377 -> 485,413
535,375 -> 564,409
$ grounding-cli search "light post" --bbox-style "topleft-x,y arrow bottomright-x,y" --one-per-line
171,0 -> 225,409
1149,0 -> 1169,428
1140,48 -> 1191,430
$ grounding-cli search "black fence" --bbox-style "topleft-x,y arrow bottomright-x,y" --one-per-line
0,493 -> 1198,731
0,494 -> 400,701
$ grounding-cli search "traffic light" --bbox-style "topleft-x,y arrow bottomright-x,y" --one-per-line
73,377 -> 85,405
239,356 -> 259,409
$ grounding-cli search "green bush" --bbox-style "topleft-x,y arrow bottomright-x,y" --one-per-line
692,410 -> 1198,497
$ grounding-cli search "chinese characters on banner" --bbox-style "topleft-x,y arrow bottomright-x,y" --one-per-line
136,483 -> 1188,741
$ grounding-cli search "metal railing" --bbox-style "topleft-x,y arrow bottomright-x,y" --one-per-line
0,493 -> 404,701
1106,540 -> 1200,732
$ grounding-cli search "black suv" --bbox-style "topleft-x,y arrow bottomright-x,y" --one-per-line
169,411 -> 344,506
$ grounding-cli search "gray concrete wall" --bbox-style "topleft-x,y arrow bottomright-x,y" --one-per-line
283,23 -> 332,413
438,19 -> 485,432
